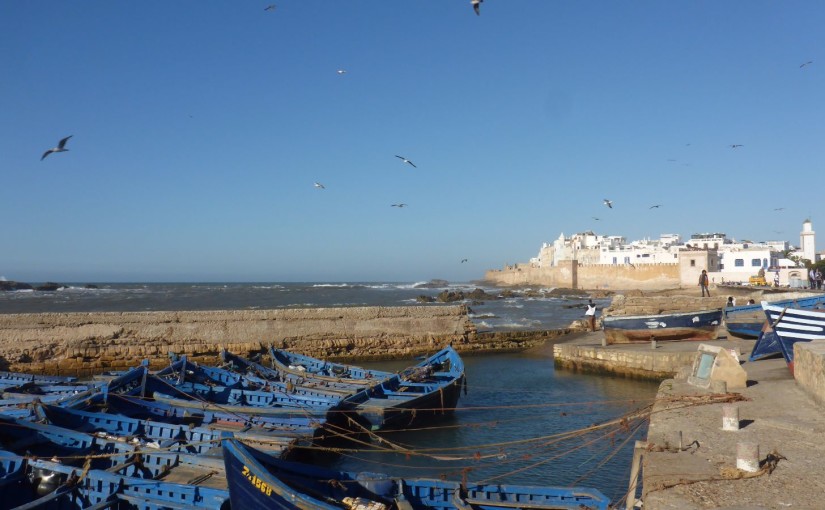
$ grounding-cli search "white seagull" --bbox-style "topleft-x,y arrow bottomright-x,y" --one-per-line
395,155 -> 416,168
800,60 -> 814,68
336,69 -> 347,75
603,199 -> 613,209
41,135 -> 73,161
391,203 -> 407,208
471,0 -> 483,15
313,182 -> 325,189
649,204 -> 662,209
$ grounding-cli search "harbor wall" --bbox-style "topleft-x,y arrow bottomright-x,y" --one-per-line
484,261 -> 680,290
0,305 -> 569,376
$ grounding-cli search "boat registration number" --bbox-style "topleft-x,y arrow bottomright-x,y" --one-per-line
241,465 -> 273,496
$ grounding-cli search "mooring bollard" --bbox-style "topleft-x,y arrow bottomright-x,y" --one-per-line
651,339 -> 657,349
736,441 -> 759,472
722,404 -> 739,431
601,337 -> 607,347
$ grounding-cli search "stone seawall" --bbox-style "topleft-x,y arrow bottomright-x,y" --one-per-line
0,305 -> 570,376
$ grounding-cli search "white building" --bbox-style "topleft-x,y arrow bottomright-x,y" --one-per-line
527,219 -> 815,284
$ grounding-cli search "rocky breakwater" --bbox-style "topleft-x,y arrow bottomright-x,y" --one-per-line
0,305 -> 566,376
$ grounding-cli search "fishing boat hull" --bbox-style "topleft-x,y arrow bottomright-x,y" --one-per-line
342,345 -> 465,430
222,439 -> 611,510
603,309 -> 723,344
761,302 -> 825,372
724,293 -> 825,338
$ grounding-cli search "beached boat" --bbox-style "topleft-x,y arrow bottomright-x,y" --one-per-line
222,438 -> 611,510
724,293 -> 825,338
761,301 -> 825,371
602,309 -> 723,344
341,345 -> 465,430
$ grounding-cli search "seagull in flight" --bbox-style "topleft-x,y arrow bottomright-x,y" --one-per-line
649,204 -> 662,209
391,203 -> 407,208
395,155 -> 416,168
471,0 -> 483,15
603,199 -> 613,209
592,217 -> 600,221
774,207 -> 785,211
729,144 -> 744,149
336,69 -> 347,75
800,60 -> 814,68
313,182 -> 325,189
264,4 -> 276,11
461,258 -> 469,263
41,135 -> 73,161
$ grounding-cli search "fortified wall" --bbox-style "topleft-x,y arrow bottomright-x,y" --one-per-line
484,261 -> 680,290
0,306 -> 568,376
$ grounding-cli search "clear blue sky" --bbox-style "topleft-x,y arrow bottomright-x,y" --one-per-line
2,1 -> 823,283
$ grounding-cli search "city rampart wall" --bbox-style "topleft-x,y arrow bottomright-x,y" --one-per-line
485,261 -> 680,290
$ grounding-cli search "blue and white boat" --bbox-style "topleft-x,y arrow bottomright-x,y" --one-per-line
724,293 -> 825,339
761,301 -> 825,372
602,309 -> 723,344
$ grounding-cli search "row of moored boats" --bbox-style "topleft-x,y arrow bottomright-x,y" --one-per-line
0,345 -> 612,509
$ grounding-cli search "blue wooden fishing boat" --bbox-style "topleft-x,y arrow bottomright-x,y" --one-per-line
602,309 -> 723,344
0,413 -> 231,508
35,403 -> 306,457
341,345 -> 465,431
724,293 -> 825,338
221,348 -> 379,395
267,346 -> 394,385
761,301 -> 825,373
222,438 -> 611,510
0,450 -> 230,509
161,354 -> 350,401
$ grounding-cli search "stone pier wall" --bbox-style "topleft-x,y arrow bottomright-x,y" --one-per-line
553,343 -> 698,380
0,306 -> 569,376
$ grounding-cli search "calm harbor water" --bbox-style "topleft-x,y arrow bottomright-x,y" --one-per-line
0,282 -> 658,503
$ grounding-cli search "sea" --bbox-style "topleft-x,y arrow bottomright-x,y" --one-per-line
0,281 -> 660,504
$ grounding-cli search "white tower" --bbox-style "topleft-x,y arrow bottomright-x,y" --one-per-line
800,219 -> 816,264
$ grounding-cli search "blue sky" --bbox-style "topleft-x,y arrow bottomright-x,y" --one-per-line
2,1 -> 823,283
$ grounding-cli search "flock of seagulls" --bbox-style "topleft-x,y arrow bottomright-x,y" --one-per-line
41,135 -> 72,161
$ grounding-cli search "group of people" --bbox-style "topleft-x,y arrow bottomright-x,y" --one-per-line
809,268 -> 824,290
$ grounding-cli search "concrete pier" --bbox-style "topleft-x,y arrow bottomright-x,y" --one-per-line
553,330 -> 825,508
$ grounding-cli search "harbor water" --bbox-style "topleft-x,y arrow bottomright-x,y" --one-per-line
0,282 -> 659,502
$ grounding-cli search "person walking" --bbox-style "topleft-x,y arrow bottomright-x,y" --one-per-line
699,270 -> 710,297
585,299 -> 597,331
816,269 -> 823,290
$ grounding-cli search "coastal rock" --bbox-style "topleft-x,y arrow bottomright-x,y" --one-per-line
414,279 -> 449,289
416,295 -> 436,303
436,290 -> 465,302
0,281 -> 33,292
84,284 -> 99,289
35,282 -> 67,292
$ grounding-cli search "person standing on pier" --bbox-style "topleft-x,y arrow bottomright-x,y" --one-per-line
699,270 -> 710,297
585,299 -> 597,331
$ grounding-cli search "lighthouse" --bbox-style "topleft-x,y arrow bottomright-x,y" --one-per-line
800,219 -> 816,264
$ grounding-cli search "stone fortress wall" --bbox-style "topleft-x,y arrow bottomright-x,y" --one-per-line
484,260 -> 681,290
